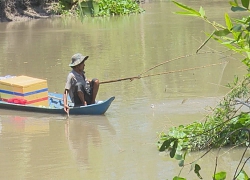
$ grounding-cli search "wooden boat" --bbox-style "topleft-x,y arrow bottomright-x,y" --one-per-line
0,92 -> 115,115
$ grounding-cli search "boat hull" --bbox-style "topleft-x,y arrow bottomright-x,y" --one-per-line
0,93 -> 115,115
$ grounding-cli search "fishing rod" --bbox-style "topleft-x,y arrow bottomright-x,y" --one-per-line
100,52 -> 226,84
138,51 -> 216,76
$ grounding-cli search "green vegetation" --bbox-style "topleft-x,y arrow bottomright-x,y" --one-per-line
157,0 -> 250,179
51,0 -> 144,17
159,77 -> 250,151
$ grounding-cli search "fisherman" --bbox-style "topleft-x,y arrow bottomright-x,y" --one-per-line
63,53 -> 99,114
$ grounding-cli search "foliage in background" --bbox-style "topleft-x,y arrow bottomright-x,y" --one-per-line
157,0 -> 250,179
97,0 -> 144,16
51,0 -> 144,17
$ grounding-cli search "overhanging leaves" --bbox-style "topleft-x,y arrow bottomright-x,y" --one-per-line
199,7 -> 205,18
232,24 -> 243,31
173,176 -> 186,180
241,0 -> 249,9
178,159 -> 184,167
170,140 -> 178,158
159,138 -> 176,152
160,1 -> 250,179
214,29 -> 231,36
194,164 -> 202,179
174,11 -> 200,17
175,154 -> 182,160
231,6 -> 248,11
236,170 -> 249,180
229,0 -> 239,6
213,171 -> 226,180
172,1 -> 201,16
225,13 -> 233,30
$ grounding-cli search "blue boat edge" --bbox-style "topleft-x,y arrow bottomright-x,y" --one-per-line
67,96 -> 115,115
0,93 -> 115,115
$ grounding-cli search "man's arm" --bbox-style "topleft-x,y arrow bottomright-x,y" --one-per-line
63,89 -> 70,115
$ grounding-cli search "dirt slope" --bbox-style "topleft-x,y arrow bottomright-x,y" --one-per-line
0,0 -> 54,22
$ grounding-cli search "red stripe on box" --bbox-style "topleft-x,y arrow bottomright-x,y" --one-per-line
2,97 -> 48,105
26,97 -> 48,104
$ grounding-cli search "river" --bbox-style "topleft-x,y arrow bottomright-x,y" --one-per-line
0,0 -> 249,179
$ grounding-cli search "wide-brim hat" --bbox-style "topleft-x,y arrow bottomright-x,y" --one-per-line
69,53 -> 89,67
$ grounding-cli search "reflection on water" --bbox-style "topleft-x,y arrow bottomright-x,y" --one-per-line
65,116 -> 116,169
0,113 -> 116,179
0,115 -> 49,135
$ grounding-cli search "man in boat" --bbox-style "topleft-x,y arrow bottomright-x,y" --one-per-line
63,53 -> 99,114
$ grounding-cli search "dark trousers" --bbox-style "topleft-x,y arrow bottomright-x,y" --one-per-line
73,79 -> 96,106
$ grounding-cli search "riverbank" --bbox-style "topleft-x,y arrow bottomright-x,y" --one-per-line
0,0 -> 144,22
0,1 -> 54,22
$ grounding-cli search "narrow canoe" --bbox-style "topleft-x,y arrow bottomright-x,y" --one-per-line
0,92 -> 115,115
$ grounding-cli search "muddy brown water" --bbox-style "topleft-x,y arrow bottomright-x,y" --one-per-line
0,1 -> 249,179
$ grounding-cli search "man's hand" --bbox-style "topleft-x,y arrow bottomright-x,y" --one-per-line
64,104 -> 70,117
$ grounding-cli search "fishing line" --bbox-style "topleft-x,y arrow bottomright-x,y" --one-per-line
138,51 -> 216,76
100,60 -> 227,84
